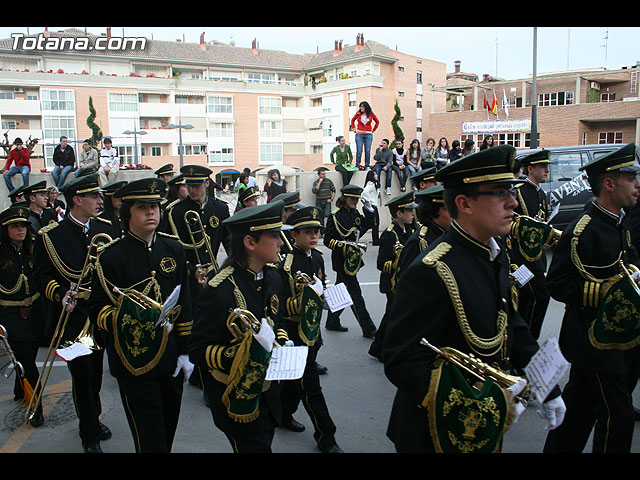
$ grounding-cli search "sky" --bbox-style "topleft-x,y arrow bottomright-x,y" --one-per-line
0,26 -> 638,81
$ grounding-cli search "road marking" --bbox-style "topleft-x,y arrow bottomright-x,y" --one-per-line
0,379 -> 72,453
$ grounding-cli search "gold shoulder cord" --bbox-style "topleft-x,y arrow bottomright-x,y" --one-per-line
0,273 -> 28,296
332,212 -> 358,239
423,242 -> 507,358
570,215 -> 621,282
418,225 -> 429,252
41,228 -> 84,282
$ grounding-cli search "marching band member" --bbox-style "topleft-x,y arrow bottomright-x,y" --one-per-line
368,192 -> 417,362
32,173 -> 114,453
323,185 -> 377,337
383,146 -> 565,453
88,178 -> 193,453
0,206 -> 45,425
543,143 -> 640,453
98,180 -> 127,238
189,201 -> 290,453
277,205 -> 343,452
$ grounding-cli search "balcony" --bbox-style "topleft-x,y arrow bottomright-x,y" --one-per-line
0,98 -> 41,116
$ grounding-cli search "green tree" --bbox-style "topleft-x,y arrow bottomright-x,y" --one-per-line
86,96 -> 102,148
390,98 -> 404,149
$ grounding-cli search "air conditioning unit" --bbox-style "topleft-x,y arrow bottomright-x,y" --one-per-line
13,87 -> 24,93
589,82 -> 600,90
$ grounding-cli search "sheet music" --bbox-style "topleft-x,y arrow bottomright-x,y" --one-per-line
524,336 -> 570,404
156,285 -> 181,327
265,346 -> 308,380
323,283 -> 354,312
546,203 -> 560,224
55,342 -> 92,362
513,264 -> 534,287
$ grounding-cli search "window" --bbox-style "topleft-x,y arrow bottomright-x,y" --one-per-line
208,122 -> 233,138
150,146 -> 162,156
497,133 -> 522,148
259,97 -> 282,115
598,131 -> 623,144
524,133 -> 540,148
209,147 -> 234,164
260,142 -> 283,163
601,92 -> 616,102
43,115 -> 76,168
182,144 -> 207,155
42,89 -> 75,111
207,96 -> 233,114
538,91 -> 574,106
117,145 -> 136,166
247,72 -> 275,84
398,92 -> 404,97
311,98 -> 322,108
1,120 -> 16,129
0,91 -> 14,99
416,94 -> 422,109
548,152 -> 584,182
417,71 -> 422,84
108,92 -> 138,112
348,93 -> 357,107
631,71 -> 638,94
398,66 -> 404,72
260,120 -> 282,138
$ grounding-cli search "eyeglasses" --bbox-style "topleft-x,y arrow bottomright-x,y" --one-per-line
466,187 -> 517,201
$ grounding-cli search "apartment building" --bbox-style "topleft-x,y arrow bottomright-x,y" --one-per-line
434,60 -> 640,150
0,28 -> 446,185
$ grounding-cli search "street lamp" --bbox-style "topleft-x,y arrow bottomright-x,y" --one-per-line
122,129 -> 147,165
166,123 -> 194,168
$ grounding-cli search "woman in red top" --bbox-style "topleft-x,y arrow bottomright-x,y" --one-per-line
3,138 -> 31,192
350,101 -> 379,170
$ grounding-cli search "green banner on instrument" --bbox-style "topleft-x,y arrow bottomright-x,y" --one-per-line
343,243 -> 363,276
299,285 -> 322,346
589,275 -> 640,350
113,295 -> 169,376
426,359 -> 510,453
514,216 -> 554,262
222,333 -> 271,423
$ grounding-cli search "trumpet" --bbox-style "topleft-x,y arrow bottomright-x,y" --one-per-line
184,210 -> 219,279
111,286 -> 177,332
511,213 -> 562,246
226,307 -> 264,342
25,232 -> 112,424
420,338 -> 529,405
344,240 -> 368,252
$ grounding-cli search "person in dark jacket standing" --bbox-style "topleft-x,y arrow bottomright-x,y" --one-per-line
52,136 -> 76,188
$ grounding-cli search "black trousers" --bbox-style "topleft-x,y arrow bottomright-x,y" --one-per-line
280,341 -> 337,449
369,293 -> 393,359
362,206 -> 380,245
518,270 -> 550,340
117,371 -> 184,453
225,430 -> 275,453
67,348 -> 105,448
335,164 -> 354,186
326,270 -> 377,335
543,365 -> 637,453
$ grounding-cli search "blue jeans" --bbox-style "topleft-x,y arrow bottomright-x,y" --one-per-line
4,165 -> 30,191
355,133 -> 373,168
373,164 -> 392,189
52,165 -> 74,188
393,165 -> 408,189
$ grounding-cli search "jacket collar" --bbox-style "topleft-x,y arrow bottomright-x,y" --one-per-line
451,220 -> 501,262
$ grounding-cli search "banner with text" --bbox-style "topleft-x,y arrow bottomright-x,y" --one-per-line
462,118 -> 531,134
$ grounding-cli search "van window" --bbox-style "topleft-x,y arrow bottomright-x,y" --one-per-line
592,150 -> 615,161
549,152 -> 584,182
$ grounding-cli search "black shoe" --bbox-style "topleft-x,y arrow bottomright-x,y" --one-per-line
99,423 -> 112,441
368,347 -> 383,362
318,443 -> 344,453
282,418 -> 306,432
326,325 -> 348,332
316,363 -> 328,375
84,443 -> 103,453
363,330 -> 377,339
29,412 -> 44,427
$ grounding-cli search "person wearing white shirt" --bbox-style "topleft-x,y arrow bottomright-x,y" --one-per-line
361,170 -> 380,245
98,137 -> 119,186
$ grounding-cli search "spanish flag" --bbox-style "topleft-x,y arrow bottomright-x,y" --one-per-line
491,90 -> 498,115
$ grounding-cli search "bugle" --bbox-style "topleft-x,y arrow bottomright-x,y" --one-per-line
24,232 -> 112,424
184,210 -> 219,279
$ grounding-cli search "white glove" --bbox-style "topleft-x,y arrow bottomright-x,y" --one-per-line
537,396 -> 566,431
173,354 -> 194,382
253,318 -> 275,353
310,275 -> 324,297
506,379 -> 528,424
284,340 -> 294,346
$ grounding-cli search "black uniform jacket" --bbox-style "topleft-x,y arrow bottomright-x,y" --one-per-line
278,245 -> 326,345
28,208 -> 57,238
163,195 -> 230,277
377,221 -> 412,294
511,179 -> 549,272
323,206 -> 366,272
87,230 -> 192,379
0,242 -> 43,342
189,262 -> 285,434
383,221 -> 550,450
33,215 -> 114,343
545,200 -> 640,376
397,220 -> 447,281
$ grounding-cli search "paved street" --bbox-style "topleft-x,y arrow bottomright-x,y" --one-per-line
2,241 -> 640,454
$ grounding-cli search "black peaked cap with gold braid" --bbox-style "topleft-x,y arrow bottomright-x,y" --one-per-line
155,163 -> 175,176
411,166 -> 437,183
340,184 -> 363,198
21,180 -> 48,197
285,205 -> 323,229
58,173 -> 101,196
579,142 -> 640,177
415,184 -> 445,204
223,199 -> 293,234
239,186 -> 259,204
434,144 -> 524,189
166,174 -> 185,187
519,149 -> 550,168
271,191 -> 301,210
114,178 -> 167,203
100,180 -> 128,196
0,205 -> 30,226
180,164 -> 212,184
385,191 -> 418,210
